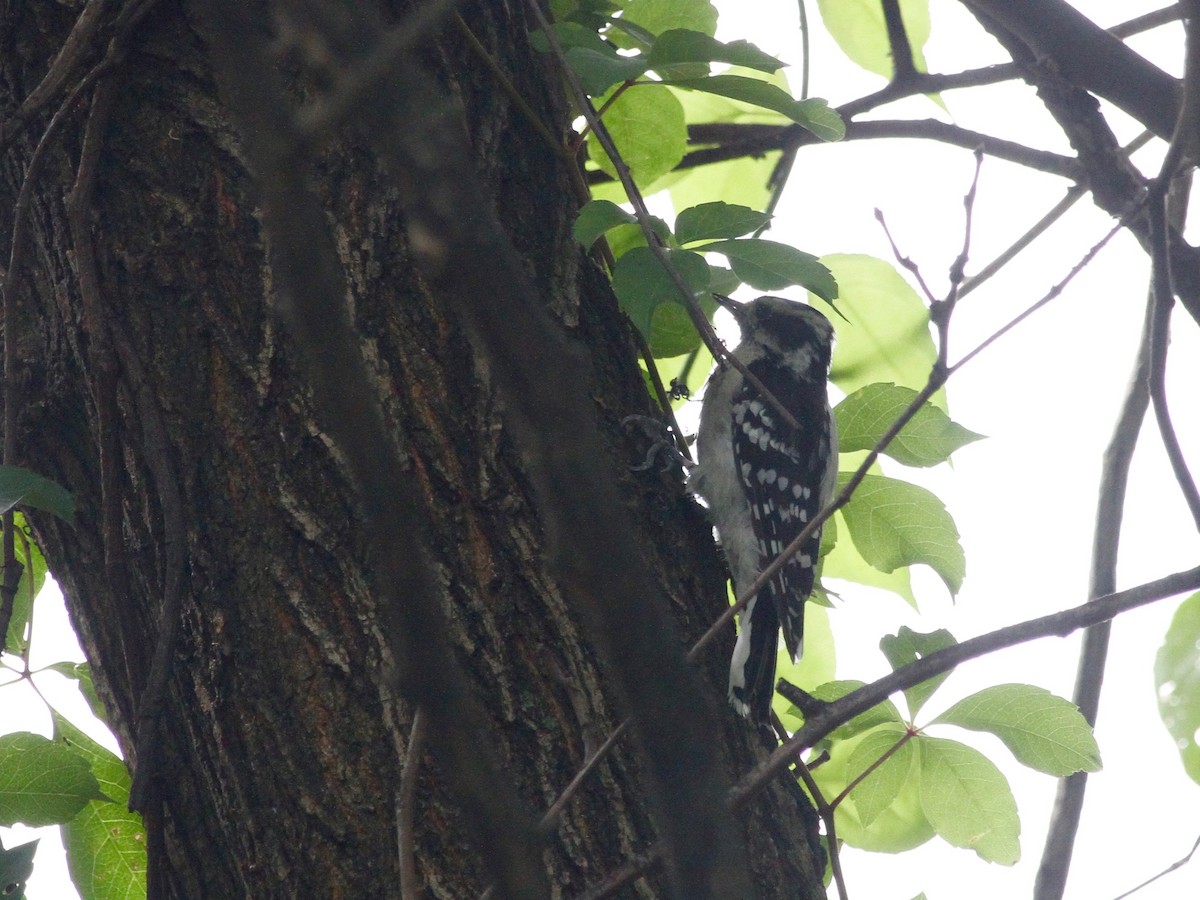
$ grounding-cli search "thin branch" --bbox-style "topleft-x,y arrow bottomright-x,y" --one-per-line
539,720 -> 630,834
0,0 -> 109,155
622,119 -> 1080,185
1112,831 -> 1200,900
829,729 -> 914,810
875,209 -> 938,303
1034,290 -> 1154,898
792,757 -> 848,900
797,0 -> 811,100
952,217 -> 1126,371
629,325 -> 693,463
1141,0 -> 1200,531
1110,5 -> 1185,40
574,848 -> 663,900
960,125 -> 1155,299
1147,190 -> 1200,529
479,717 -> 629,900
398,707 -> 428,900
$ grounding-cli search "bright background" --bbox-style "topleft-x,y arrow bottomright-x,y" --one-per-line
716,2 -> 1200,899
4,2 -> 1200,898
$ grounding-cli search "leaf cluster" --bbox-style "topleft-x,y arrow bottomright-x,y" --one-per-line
799,630 -> 1101,865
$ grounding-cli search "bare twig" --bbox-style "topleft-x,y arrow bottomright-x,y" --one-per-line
629,325 -> 693,463
1035,291 -> 1156,895
573,848 -> 663,900
626,119 -> 1081,185
0,0 -> 109,154
540,720 -> 631,833
1112,831 -> 1200,899
1147,190 -> 1200,529
1032,219 -> 1170,900
952,218 -> 1127,371
791,756 -> 848,900
875,209 -> 938,303
398,707 -> 428,900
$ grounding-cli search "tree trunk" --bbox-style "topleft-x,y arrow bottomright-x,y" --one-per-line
1,1 -> 825,896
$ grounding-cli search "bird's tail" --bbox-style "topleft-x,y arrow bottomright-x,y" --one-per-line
728,591 -> 787,723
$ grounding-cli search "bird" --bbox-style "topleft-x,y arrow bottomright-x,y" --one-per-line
690,295 -> 837,722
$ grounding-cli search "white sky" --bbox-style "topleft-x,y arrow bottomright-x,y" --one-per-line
5,2 -> 1200,899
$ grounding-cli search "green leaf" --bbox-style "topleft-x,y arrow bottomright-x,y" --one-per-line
0,466 -> 74,523
611,247 -> 711,355
809,255 -> 938,404
589,83 -> 687,189
812,724 -> 933,853
670,76 -> 844,140
4,514 -> 47,654
647,291 -> 718,358
621,0 -> 718,37
566,46 -> 649,95
918,736 -> 1020,864
664,69 -> 789,212
13,514 -> 46,601
699,238 -> 837,300
647,29 -> 785,75
52,712 -> 147,900
0,733 -> 105,826
706,264 -> 741,296
47,662 -> 108,723
1157,592 -> 1200,783
574,199 -> 638,249
51,713 -> 126,804
666,150 -> 779,216
838,473 -> 965,596
845,724 -> 914,827
816,0 -> 931,79
675,202 -> 770,244
63,798 -> 147,900
0,838 -> 37,900
934,684 -> 1102,777
822,509 -> 916,607
605,14 -> 658,50
835,383 -> 984,467
879,627 -> 956,718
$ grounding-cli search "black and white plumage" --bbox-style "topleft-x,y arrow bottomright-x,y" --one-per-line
690,296 -> 837,722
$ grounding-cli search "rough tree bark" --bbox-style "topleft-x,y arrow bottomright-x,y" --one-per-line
1,1 -> 825,896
